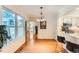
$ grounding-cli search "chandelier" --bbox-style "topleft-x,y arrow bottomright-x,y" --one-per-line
37,6 -> 46,22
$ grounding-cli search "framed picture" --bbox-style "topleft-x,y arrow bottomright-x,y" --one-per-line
40,21 -> 47,29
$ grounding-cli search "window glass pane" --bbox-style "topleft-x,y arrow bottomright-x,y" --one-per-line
2,9 -> 16,41
17,15 -> 24,26
2,10 -> 15,26
9,28 -> 15,40
17,15 -> 24,39
18,27 -> 24,39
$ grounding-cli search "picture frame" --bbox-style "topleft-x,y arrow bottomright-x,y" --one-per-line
40,21 -> 47,29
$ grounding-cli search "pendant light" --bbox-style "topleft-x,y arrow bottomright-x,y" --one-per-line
37,6 -> 46,22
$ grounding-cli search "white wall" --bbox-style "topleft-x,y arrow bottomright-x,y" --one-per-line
38,14 -> 58,39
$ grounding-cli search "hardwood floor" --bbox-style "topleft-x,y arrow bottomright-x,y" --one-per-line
19,39 -> 64,53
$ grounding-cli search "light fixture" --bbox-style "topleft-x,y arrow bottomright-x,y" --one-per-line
37,6 -> 46,22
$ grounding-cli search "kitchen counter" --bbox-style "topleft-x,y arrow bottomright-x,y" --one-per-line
57,32 -> 79,53
64,33 -> 79,45
56,40 -> 72,53
69,33 -> 79,39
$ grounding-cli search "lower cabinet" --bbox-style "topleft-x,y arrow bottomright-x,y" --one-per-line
57,36 -> 65,43
66,41 -> 79,53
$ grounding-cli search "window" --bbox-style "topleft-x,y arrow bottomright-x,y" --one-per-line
17,15 -> 25,39
2,9 -> 16,41
1,7 -> 25,47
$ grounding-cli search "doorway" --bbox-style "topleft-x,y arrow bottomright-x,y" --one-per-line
35,26 -> 38,40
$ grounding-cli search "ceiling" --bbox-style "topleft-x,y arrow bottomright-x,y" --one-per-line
4,5 -> 78,20
64,7 -> 79,18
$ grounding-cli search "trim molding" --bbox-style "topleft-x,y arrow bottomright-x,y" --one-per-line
37,38 -> 55,40
37,39 -> 56,41
14,42 -> 26,53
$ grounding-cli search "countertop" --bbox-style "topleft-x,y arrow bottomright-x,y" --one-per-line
64,33 -> 79,45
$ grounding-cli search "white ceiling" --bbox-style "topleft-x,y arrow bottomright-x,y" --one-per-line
64,7 -> 79,18
4,5 -> 78,20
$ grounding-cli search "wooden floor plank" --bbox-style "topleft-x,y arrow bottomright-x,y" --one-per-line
19,39 -> 64,53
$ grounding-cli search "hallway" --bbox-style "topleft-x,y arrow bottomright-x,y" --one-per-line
20,40 -> 64,53
0,5 -> 78,53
